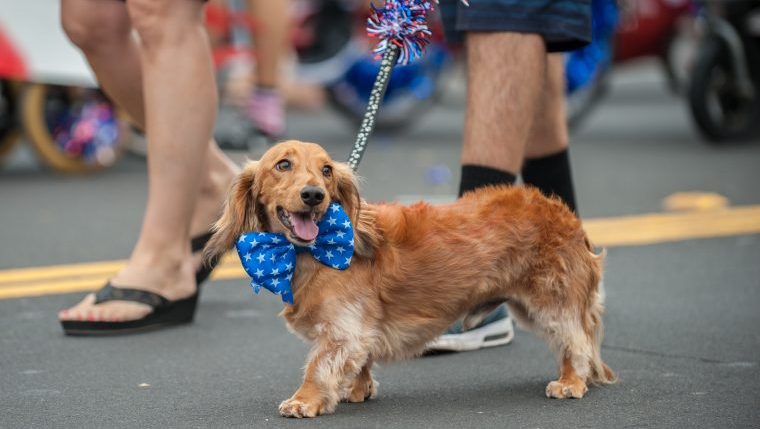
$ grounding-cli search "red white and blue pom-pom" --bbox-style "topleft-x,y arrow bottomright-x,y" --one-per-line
367,0 -> 434,65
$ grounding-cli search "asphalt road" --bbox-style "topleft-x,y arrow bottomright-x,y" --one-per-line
1,62 -> 759,428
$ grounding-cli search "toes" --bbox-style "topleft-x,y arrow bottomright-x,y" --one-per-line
366,379 -> 377,400
279,399 -> 320,418
57,293 -> 151,323
545,380 -> 587,399
58,294 -> 95,321
546,381 -> 564,398
345,390 -> 366,403
344,378 -> 377,403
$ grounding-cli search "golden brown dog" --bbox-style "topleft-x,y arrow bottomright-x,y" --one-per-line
205,140 -> 615,418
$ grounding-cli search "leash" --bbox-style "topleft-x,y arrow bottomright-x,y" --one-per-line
345,0 -> 433,172
346,46 -> 400,172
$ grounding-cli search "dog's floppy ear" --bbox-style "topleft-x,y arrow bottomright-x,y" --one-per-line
332,162 -> 361,222
332,162 -> 379,258
204,161 -> 261,264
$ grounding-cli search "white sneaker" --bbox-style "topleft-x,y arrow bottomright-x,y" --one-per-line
426,306 -> 514,352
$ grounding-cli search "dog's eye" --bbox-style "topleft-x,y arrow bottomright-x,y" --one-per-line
276,160 -> 291,171
322,165 -> 332,178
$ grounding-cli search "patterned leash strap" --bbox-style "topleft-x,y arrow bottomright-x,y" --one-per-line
346,0 -> 434,172
346,44 -> 400,172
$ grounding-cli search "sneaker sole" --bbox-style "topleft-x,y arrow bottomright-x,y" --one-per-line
426,316 -> 515,352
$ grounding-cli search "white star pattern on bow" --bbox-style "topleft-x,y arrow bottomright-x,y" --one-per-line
235,202 -> 354,305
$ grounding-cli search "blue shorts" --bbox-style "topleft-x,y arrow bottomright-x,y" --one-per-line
439,0 -> 591,52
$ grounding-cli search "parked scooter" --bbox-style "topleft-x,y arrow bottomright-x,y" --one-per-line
688,0 -> 760,142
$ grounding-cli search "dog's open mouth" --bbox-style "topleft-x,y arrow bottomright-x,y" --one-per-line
277,207 -> 320,243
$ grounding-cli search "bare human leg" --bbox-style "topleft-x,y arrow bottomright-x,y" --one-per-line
525,54 -> 569,158
58,0 -> 238,323
440,32 -> 546,351
460,32 -> 547,174
246,0 -> 289,88
245,0 -> 289,138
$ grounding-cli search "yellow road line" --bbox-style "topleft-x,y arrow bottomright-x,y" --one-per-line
583,205 -> 760,247
0,261 -> 127,285
1,205 -> 759,300
0,265 -> 248,300
0,253 -> 241,286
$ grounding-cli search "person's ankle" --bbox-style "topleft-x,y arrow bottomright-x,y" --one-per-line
116,245 -> 196,298
131,239 -> 188,271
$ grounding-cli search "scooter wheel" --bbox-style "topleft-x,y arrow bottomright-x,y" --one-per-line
20,83 -> 129,173
0,79 -> 20,162
688,37 -> 760,143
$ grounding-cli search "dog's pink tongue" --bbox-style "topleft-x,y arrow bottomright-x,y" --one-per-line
292,213 -> 319,242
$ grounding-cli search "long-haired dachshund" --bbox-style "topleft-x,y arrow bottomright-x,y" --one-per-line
205,140 -> 615,418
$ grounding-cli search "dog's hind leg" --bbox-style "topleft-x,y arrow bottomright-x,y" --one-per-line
540,301 -> 615,399
545,344 -> 591,399
506,300 -> 590,398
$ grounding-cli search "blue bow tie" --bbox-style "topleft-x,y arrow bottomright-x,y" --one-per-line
235,202 -> 354,304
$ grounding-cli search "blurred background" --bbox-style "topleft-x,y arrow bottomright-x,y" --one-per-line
1,0 -> 759,177
1,1 -> 759,427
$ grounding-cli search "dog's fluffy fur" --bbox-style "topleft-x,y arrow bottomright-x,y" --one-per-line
205,141 -> 615,418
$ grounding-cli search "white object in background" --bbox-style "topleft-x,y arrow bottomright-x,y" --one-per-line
0,0 -> 96,86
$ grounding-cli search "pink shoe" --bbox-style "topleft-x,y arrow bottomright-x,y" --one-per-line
247,87 -> 285,141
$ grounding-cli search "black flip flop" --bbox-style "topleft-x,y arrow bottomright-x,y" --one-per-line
60,232 -> 218,336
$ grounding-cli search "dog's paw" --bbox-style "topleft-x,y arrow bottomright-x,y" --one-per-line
279,396 -> 330,418
545,379 -> 588,399
344,377 -> 377,403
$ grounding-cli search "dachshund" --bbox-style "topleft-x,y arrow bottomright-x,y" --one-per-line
205,140 -> 615,418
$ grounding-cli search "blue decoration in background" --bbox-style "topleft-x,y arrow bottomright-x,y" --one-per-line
565,0 -> 619,94
235,202 -> 355,305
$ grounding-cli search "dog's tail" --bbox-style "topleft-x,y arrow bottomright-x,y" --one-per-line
585,236 -> 617,385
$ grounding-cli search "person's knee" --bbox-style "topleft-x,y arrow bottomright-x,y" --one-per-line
127,0 -> 204,51
61,1 -> 131,54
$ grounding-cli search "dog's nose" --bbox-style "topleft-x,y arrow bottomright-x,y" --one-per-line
300,186 -> 325,207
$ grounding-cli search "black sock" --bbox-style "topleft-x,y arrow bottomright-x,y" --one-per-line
458,165 -> 517,197
521,149 -> 577,213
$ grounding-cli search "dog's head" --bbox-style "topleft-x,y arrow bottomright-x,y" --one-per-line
204,140 -> 367,262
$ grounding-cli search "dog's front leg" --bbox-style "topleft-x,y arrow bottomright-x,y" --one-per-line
279,342 -> 367,418
343,359 -> 377,403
